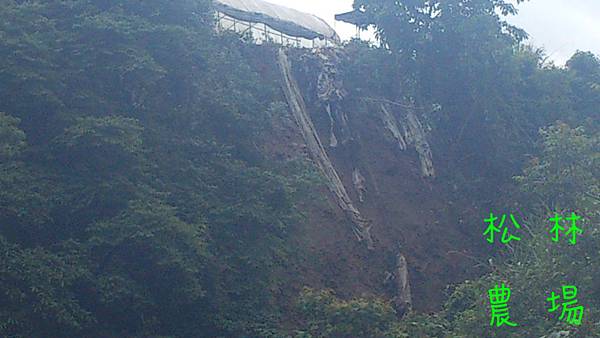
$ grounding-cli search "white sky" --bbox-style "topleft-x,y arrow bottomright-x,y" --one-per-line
266,0 -> 600,65
506,0 -> 600,65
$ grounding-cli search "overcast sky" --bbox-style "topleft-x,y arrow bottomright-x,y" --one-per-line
266,0 -> 600,65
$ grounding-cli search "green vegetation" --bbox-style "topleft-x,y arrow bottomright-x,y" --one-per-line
290,123 -> 600,337
0,0 -> 598,337
0,0 -> 311,336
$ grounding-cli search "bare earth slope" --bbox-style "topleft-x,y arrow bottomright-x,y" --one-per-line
256,46 -> 488,312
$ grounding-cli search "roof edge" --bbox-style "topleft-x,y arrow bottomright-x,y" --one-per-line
214,0 -> 339,41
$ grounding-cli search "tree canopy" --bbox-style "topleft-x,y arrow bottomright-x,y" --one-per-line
0,0 -> 598,336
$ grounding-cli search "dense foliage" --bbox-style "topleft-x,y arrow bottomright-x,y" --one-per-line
0,0 -> 598,337
349,0 -> 597,196
0,0 -> 314,336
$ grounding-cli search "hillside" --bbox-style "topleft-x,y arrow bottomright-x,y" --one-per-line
0,0 -> 598,337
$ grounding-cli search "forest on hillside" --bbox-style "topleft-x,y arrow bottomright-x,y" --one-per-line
0,0 -> 598,337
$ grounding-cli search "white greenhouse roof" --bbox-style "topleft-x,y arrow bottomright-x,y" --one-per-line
214,0 -> 339,41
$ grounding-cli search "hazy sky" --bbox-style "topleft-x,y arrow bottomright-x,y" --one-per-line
266,0 -> 600,65
506,0 -> 600,65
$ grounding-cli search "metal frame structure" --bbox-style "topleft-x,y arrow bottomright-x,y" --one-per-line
215,11 -> 335,48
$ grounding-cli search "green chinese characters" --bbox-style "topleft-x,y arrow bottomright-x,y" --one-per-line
488,283 -> 585,328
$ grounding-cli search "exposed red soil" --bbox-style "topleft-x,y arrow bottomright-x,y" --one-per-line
256,47 -> 489,313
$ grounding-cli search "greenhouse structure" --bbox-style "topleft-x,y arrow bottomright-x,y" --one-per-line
214,0 -> 340,48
